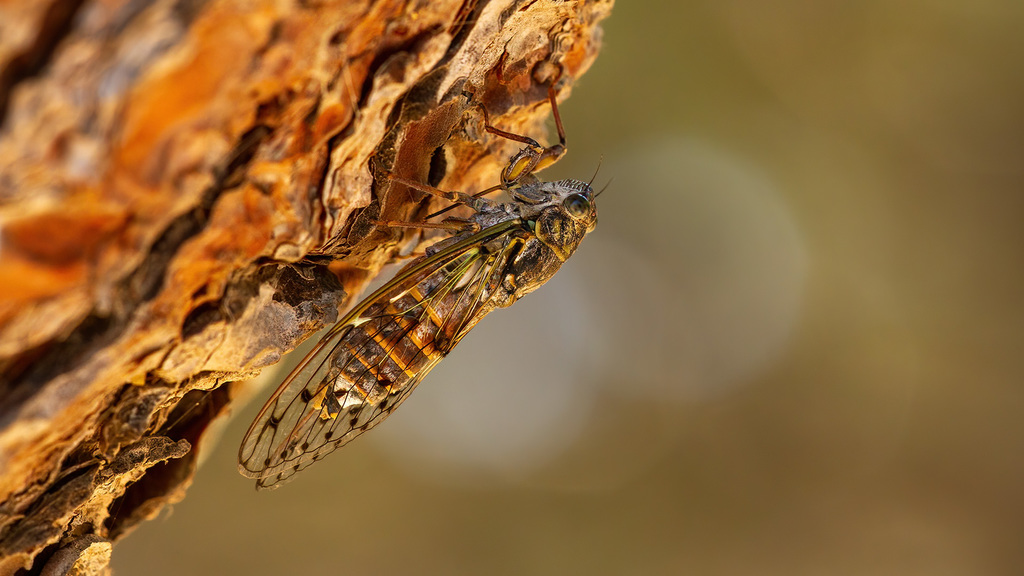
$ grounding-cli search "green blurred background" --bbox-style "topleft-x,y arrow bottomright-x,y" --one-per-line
115,1 -> 1024,574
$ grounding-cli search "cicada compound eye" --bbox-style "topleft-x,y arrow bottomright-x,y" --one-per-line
563,193 -> 591,219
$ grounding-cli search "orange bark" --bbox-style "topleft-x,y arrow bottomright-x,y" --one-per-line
0,0 -> 612,573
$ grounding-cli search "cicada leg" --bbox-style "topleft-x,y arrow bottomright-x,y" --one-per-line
383,172 -> 491,211
423,85 -> 568,222
373,217 -> 479,233
482,85 -> 567,187
377,172 -> 491,233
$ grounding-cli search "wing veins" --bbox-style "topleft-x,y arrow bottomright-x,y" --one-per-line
239,221 -> 525,488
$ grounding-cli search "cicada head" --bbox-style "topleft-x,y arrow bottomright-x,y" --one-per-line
525,178 -> 597,262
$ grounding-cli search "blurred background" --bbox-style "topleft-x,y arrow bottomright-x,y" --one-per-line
115,1 -> 1024,574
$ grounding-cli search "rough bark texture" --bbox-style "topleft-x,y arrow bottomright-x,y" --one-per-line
0,0 -> 612,573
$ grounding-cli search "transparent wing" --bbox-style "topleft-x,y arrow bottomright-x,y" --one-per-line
238,222 -> 522,489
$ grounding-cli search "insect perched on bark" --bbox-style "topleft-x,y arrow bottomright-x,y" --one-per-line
238,86 -> 598,489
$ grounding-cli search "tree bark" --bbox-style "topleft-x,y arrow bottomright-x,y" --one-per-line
0,0 -> 612,572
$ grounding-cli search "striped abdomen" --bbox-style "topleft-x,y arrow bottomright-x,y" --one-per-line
323,258 -> 490,414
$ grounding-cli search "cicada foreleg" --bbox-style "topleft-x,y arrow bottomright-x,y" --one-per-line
377,84 -> 567,229
421,85 -> 568,222
483,85 -> 567,187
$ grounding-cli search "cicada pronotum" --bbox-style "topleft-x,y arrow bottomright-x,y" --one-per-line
238,87 -> 598,489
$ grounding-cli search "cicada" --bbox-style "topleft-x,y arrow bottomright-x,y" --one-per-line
238,87 -> 598,489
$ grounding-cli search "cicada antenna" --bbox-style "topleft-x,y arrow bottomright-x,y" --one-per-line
588,155 -> 604,186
